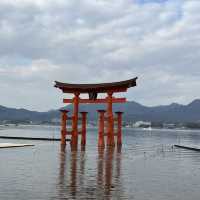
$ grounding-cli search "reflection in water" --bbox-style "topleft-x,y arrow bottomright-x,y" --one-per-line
104,147 -> 114,197
58,146 -> 123,199
97,147 -> 104,196
58,146 -> 67,199
70,149 -> 77,197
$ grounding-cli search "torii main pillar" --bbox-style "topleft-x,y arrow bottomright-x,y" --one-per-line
107,92 -> 115,146
71,92 -> 80,147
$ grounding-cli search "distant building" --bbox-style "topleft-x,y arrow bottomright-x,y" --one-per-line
134,121 -> 151,128
163,123 -> 176,129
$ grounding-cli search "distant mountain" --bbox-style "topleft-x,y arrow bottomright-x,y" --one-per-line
0,106 -> 59,123
0,99 -> 200,123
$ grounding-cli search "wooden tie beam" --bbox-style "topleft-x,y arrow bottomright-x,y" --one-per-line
63,97 -> 126,104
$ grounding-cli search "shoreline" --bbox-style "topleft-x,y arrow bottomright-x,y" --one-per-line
1,124 -> 200,132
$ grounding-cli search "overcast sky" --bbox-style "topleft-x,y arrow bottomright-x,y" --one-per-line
0,0 -> 200,111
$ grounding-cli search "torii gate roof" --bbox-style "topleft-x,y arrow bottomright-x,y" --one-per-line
54,77 -> 137,94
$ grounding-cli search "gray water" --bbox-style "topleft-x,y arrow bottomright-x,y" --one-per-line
0,126 -> 200,200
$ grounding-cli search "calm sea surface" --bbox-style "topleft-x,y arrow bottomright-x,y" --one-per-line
0,126 -> 200,200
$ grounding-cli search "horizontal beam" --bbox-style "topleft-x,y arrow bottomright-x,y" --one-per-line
63,116 -> 119,120
54,77 -> 137,93
62,88 -> 128,93
65,131 -> 84,135
64,131 -> 119,136
63,98 -> 126,104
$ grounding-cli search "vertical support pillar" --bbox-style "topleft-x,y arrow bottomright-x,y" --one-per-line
80,111 -> 87,146
106,92 -> 115,146
115,111 -> 123,146
71,92 -> 80,147
60,110 -> 69,145
98,110 -> 106,147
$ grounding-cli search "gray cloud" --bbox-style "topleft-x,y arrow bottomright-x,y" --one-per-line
0,0 -> 200,110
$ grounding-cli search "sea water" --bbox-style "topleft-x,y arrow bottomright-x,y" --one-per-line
0,126 -> 200,200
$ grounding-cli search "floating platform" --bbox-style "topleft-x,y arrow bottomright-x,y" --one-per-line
174,145 -> 200,152
0,136 -> 70,141
0,143 -> 34,149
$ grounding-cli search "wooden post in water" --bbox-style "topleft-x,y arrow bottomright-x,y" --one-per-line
60,110 -> 69,145
115,111 -> 123,146
107,92 -> 115,146
80,112 -> 88,146
71,92 -> 80,147
98,110 -> 106,147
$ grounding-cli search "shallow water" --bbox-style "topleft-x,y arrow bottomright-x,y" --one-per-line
0,127 -> 200,200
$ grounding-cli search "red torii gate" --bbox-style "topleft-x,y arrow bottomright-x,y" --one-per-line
54,77 -> 137,148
